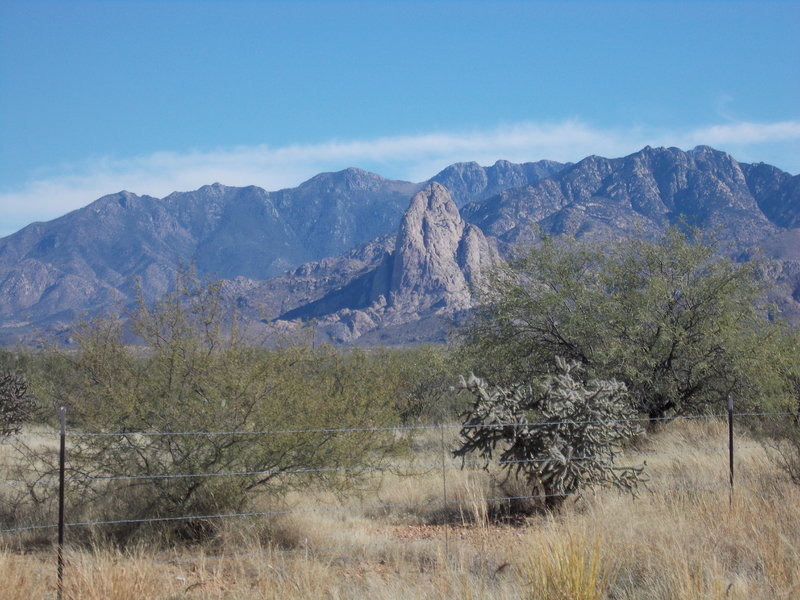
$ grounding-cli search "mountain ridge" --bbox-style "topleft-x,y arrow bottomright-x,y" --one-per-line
1,146 -> 798,346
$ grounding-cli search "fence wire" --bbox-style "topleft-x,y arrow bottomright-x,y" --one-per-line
62,411 -> 732,438
0,481 -> 731,536
0,410 -> 791,538
0,410 -> 792,442
0,444 -> 750,488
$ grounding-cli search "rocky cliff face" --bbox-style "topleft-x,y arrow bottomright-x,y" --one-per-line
464,146 -> 783,248
388,182 -> 494,313
275,183 -> 498,342
429,159 -> 566,208
741,162 -> 800,229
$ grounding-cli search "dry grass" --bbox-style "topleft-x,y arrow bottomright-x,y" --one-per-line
517,525 -> 615,600
2,418 -> 799,599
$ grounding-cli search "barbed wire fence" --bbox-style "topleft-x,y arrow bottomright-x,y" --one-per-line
1,404 -> 797,596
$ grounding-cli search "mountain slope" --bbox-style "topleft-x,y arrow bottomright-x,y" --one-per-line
463,146 -> 779,247
0,161 -> 563,342
0,146 -> 797,346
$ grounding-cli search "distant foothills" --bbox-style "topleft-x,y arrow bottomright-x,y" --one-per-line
1,145 -> 798,347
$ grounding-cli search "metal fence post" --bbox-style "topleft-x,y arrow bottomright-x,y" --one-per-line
727,395 -> 734,508
57,406 -> 66,600
440,420 -> 449,555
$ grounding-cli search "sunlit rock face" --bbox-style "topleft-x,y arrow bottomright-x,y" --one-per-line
276,182 -> 499,343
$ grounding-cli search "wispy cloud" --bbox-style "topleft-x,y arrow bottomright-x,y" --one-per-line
682,121 -> 800,145
2,119 -> 799,238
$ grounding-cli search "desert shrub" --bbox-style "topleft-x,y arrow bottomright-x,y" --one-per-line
454,357 -> 646,511
0,350 -> 28,378
756,375 -> 800,486
748,329 -> 800,485
0,371 -> 35,437
21,275 -> 403,541
761,416 -> 800,486
371,345 -> 471,424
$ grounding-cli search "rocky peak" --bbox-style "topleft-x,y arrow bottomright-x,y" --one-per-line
298,167 -> 401,194
273,182 -> 498,342
390,182 -> 466,295
387,182 -> 495,314
193,183 -> 232,199
90,190 -> 142,210
396,182 -> 463,242
339,167 -> 387,190
429,159 -> 566,207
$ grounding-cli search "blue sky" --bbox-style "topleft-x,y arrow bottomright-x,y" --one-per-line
1,0 -> 799,238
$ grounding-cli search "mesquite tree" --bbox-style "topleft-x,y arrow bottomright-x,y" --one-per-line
454,357 -> 646,510
459,229 -> 793,421
27,274 -> 402,541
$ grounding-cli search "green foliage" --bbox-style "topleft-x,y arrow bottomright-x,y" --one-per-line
28,274 -> 403,540
760,415 -> 800,486
370,345 -> 471,424
454,358 -> 645,511
460,229 -> 791,419
754,330 -> 800,485
0,370 -> 35,437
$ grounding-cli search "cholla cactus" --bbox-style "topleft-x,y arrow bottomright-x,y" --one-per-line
454,357 -> 646,510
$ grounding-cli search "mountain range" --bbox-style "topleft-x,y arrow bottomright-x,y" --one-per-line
1,146 -> 798,346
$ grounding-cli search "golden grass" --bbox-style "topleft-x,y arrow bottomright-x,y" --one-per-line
517,525 -> 615,600
2,418 -> 799,599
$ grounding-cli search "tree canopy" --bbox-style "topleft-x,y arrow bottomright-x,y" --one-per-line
31,274 -> 404,540
459,229 -> 797,419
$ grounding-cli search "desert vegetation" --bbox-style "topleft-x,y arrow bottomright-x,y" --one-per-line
0,370 -> 34,437
2,231 -> 799,598
459,228 -> 798,418
454,358 -> 646,510
1,419 -> 799,598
